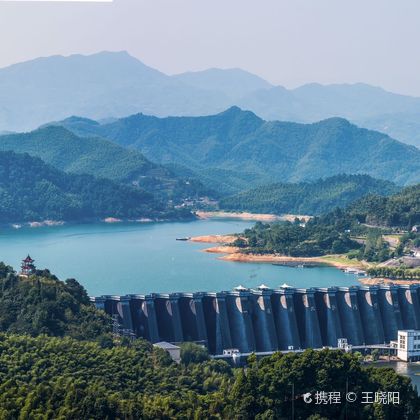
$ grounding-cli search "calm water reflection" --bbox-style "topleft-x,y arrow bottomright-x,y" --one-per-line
376,361 -> 420,393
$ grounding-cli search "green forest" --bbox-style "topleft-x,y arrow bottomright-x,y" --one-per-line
1,336 -> 418,419
0,262 -> 110,339
234,215 -> 361,258
348,184 -> 420,228
0,126 -> 211,203
0,151 -> 193,223
220,174 -> 400,215
0,263 -> 418,419
234,185 -> 420,261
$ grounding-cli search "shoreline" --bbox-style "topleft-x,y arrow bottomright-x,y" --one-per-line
195,210 -> 311,222
217,251 -> 365,270
190,234 -> 239,244
359,277 -> 420,286
4,215 -> 196,230
191,234 -> 368,270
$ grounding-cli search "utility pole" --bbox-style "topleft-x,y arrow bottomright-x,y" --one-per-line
345,377 -> 348,420
291,382 -> 295,420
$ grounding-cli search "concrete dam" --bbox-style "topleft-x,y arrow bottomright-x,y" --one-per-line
91,285 -> 420,355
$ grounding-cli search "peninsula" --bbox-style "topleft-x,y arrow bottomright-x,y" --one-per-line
191,234 -> 367,270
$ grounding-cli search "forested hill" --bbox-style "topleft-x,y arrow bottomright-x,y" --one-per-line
234,184 -> 419,260
349,183 -> 420,228
220,174 -> 400,215
0,151 -> 192,223
54,108 -> 420,191
0,125 -> 211,202
0,262 -> 110,339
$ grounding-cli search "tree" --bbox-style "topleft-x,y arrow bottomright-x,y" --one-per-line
371,349 -> 380,361
180,342 -> 209,365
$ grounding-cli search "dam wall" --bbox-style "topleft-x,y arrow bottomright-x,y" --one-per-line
92,285 -> 420,355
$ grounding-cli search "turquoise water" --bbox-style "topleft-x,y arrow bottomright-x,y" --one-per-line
375,362 -> 420,393
0,219 -> 359,296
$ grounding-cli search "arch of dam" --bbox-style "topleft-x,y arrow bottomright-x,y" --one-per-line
91,285 -> 420,355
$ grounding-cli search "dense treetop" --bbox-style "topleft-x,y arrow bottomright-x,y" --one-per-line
0,336 -> 417,419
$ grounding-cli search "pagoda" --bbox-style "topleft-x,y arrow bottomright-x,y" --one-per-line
20,255 -> 36,276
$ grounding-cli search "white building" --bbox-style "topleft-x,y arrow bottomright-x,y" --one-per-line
153,341 -> 181,363
397,330 -> 420,362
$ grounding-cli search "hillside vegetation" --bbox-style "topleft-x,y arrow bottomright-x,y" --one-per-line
56,107 -> 420,192
0,126 -> 210,202
220,174 -> 400,215
235,185 -> 419,261
0,151 -> 191,223
0,262 -> 109,339
348,184 -> 420,228
0,336 -> 417,419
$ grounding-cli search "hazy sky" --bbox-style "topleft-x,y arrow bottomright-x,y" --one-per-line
1,0 -> 419,95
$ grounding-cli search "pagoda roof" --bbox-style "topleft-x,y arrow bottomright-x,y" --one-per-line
23,255 -> 34,263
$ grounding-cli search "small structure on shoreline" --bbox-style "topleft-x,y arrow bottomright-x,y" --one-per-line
20,255 -> 36,276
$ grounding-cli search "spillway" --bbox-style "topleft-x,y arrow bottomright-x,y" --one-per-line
92,285 -> 420,355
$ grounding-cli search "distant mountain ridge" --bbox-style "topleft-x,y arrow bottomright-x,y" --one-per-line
1,51 -> 420,147
0,51 -> 229,132
52,108 -> 420,192
173,68 -> 273,99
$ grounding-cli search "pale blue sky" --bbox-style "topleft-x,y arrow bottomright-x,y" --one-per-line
1,0 -> 419,95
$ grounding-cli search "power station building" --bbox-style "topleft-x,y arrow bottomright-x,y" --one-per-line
397,330 -> 420,361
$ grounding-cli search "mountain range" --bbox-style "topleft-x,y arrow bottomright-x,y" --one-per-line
51,107 -> 420,193
1,51 -> 420,147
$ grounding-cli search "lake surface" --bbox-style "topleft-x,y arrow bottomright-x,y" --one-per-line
374,362 -> 420,393
0,219 -> 359,296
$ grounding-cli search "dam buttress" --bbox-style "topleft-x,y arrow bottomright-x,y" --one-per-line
91,285 -> 420,355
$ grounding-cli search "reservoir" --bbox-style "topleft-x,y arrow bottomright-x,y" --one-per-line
4,219 -> 420,390
375,362 -> 420,393
0,219 -> 358,296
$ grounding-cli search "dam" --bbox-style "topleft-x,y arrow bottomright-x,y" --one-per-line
91,285 -> 420,355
